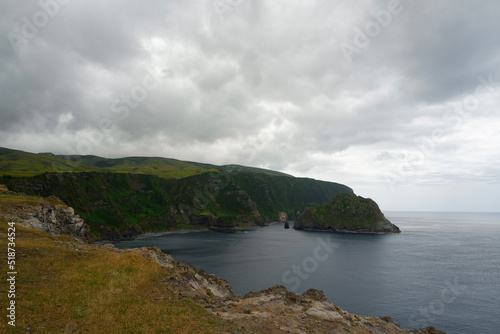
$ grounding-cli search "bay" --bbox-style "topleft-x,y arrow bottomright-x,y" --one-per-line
114,212 -> 500,334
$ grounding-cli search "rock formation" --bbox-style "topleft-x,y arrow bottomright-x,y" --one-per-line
278,211 -> 288,221
0,185 -> 90,241
295,194 -> 400,233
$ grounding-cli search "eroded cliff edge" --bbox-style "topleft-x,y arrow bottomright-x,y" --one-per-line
295,194 -> 401,233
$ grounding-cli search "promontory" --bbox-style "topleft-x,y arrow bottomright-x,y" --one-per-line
294,194 -> 401,233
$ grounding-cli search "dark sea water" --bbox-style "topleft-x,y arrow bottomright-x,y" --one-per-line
115,212 -> 500,334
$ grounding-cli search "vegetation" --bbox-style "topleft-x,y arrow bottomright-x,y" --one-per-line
0,218 -> 232,333
295,194 -> 400,233
0,147 -> 289,179
0,147 -> 354,239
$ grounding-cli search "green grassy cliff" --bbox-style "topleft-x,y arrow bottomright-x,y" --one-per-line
294,194 -> 400,233
0,148 -> 354,239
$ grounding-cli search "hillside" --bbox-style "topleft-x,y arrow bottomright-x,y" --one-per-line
295,194 -> 400,233
0,147 -> 290,179
0,148 -> 353,239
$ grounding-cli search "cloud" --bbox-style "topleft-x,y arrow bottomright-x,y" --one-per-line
1,0 -> 499,211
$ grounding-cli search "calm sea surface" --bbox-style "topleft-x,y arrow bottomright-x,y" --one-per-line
115,212 -> 500,334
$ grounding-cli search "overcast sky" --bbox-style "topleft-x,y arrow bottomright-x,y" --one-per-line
1,0 -> 499,212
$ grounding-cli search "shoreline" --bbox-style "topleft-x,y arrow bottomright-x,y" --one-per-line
294,227 -> 402,234
134,228 -> 210,239
97,224 -> 270,245
94,228 -> 211,245
106,235 -> 445,334
94,222 -> 400,246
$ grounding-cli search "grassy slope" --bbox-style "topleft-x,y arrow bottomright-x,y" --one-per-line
0,147 -> 290,179
0,148 -> 91,177
296,194 -> 386,230
0,216 -> 231,333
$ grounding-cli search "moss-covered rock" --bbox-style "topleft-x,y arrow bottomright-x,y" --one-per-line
294,194 -> 400,233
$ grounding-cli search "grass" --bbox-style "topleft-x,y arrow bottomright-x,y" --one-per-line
0,193 -> 40,205
299,194 -> 385,229
0,220 -> 232,333
0,192 -> 62,207
0,147 -> 288,180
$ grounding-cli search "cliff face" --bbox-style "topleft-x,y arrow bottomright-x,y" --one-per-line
295,194 -> 400,233
0,147 -> 356,240
0,171 -> 353,240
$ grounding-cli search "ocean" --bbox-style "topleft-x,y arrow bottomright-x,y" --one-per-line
114,212 -> 500,334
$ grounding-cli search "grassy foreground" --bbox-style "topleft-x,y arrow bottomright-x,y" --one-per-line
0,220 -> 232,333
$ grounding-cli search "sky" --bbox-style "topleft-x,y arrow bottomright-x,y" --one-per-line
1,0 -> 499,212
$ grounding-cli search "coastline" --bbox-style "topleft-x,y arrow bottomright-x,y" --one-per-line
106,221 -> 401,246
134,228 -> 210,239
0,195 -> 446,333
97,225 -> 268,245
105,240 -> 445,334
294,227 -> 402,234
93,227 -> 211,245
96,222 -> 273,245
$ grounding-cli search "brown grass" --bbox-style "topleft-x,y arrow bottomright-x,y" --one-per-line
0,221 -> 232,333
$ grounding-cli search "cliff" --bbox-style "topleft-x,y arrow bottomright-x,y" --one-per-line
0,188 -> 442,333
295,194 -> 400,233
0,170 -> 352,240
0,147 -> 354,240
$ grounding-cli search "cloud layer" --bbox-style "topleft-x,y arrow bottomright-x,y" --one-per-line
1,0 -> 499,211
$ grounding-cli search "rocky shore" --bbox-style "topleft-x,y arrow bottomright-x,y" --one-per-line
102,245 -> 444,334
0,186 -> 443,333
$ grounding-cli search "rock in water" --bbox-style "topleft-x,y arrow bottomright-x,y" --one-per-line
284,221 -> 290,229
294,194 -> 400,234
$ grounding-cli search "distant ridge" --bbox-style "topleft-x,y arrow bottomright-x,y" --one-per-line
0,147 -> 290,179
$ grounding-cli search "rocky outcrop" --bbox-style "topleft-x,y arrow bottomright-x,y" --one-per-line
0,185 -> 90,241
201,285 -> 444,334
278,211 -> 288,222
295,194 -> 400,234
103,244 -> 234,299
104,243 -> 444,333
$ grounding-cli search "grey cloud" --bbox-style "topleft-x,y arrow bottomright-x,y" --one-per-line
1,0 -> 499,211
365,0 -> 500,103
